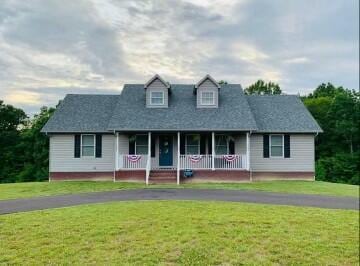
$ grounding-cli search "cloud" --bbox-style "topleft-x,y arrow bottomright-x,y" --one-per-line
283,57 -> 310,64
5,90 -> 41,105
0,0 -> 358,114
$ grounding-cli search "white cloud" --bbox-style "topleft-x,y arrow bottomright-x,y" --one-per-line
0,0 -> 358,114
283,57 -> 310,64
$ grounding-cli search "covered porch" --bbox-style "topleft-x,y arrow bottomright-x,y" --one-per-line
115,132 -> 250,184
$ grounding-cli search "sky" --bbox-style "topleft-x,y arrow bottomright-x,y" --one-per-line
0,0 -> 358,114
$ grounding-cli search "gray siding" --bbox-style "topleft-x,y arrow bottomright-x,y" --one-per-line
250,134 -> 315,172
118,134 -> 129,154
50,134 -> 115,172
234,134 -> 246,154
146,79 -> 169,108
197,79 -> 219,108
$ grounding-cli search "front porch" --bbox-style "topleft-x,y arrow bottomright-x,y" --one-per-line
115,132 -> 251,184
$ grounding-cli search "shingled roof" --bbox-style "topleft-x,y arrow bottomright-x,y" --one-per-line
41,94 -> 118,133
107,84 -> 257,131
41,84 -> 322,133
246,95 -> 322,133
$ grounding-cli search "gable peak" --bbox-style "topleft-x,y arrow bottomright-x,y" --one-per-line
195,74 -> 221,89
144,74 -> 171,89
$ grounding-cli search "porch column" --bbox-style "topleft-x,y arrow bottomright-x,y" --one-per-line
147,132 -> 151,185
177,132 -> 180,185
148,132 -> 151,160
115,132 -> 119,170
211,132 -> 215,170
246,132 -> 251,173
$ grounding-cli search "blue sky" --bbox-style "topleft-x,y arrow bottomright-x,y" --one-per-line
0,0 -> 358,114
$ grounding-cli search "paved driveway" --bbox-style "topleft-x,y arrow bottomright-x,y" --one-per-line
0,189 -> 358,214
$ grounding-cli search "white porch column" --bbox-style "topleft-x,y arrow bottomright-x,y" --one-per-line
211,132 -> 215,171
148,132 -> 151,161
115,132 -> 119,170
177,132 -> 180,185
147,132 -> 151,185
246,132 -> 251,173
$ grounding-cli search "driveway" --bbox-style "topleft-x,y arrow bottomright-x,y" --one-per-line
0,189 -> 358,214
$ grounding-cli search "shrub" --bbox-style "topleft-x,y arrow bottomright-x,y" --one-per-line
316,153 -> 360,185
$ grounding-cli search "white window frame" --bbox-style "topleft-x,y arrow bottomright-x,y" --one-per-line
135,134 -> 148,155
215,134 -> 229,155
185,134 -> 200,155
150,91 -> 165,105
270,134 -> 284,158
81,134 -> 95,157
200,91 -> 215,105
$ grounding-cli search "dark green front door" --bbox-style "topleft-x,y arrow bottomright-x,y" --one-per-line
159,136 -> 173,166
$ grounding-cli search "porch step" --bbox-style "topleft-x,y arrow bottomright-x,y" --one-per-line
149,170 -> 177,183
150,170 -> 177,177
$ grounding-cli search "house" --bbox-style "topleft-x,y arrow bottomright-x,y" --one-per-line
41,74 -> 322,184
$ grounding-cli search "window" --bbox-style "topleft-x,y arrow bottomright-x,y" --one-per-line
135,134 -> 148,155
185,134 -> 200,154
270,135 -> 283,157
81,135 -> 95,157
215,135 -> 228,154
200,91 -> 215,105
150,91 -> 164,105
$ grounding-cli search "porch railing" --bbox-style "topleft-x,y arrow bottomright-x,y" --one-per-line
179,155 -> 212,169
214,154 -> 246,169
118,154 -> 148,169
118,154 -> 247,170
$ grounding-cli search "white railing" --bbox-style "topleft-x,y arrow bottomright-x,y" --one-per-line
179,155 -> 212,169
214,154 -> 246,169
178,154 -> 247,170
118,154 -> 148,169
118,154 -> 247,170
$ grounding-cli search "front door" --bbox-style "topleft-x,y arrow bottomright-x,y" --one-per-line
159,135 -> 173,167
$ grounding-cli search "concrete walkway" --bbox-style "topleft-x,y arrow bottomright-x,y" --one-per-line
0,189 -> 358,214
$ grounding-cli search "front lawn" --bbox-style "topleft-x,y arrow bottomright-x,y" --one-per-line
0,201 -> 358,265
0,180 -> 358,200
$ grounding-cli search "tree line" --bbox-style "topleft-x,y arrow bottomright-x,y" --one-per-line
0,81 -> 359,184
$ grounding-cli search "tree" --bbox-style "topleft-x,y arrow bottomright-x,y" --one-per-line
245,80 -> 282,95
302,83 -> 360,184
326,90 -> 360,155
218,80 -> 228,85
306,82 -> 342,98
0,100 -> 27,182
16,106 -> 55,182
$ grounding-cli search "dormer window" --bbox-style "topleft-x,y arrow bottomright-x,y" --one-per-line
144,74 -> 170,108
150,91 -> 164,105
195,74 -> 220,108
200,91 -> 215,105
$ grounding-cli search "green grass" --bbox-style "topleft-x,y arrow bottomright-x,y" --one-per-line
0,180 -> 358,200
0,201 -> 358,265
181,180 -> 359,197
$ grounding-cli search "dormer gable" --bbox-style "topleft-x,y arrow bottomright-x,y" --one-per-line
194,74 -> 220,108
144,74 -> 170,108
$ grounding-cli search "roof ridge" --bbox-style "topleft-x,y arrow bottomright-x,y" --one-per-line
246,94 -> 299,97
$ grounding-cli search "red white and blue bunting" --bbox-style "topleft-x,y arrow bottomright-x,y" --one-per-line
189,155 -> 203,163
127,155 -> 142,163
222,155 -> 238,162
